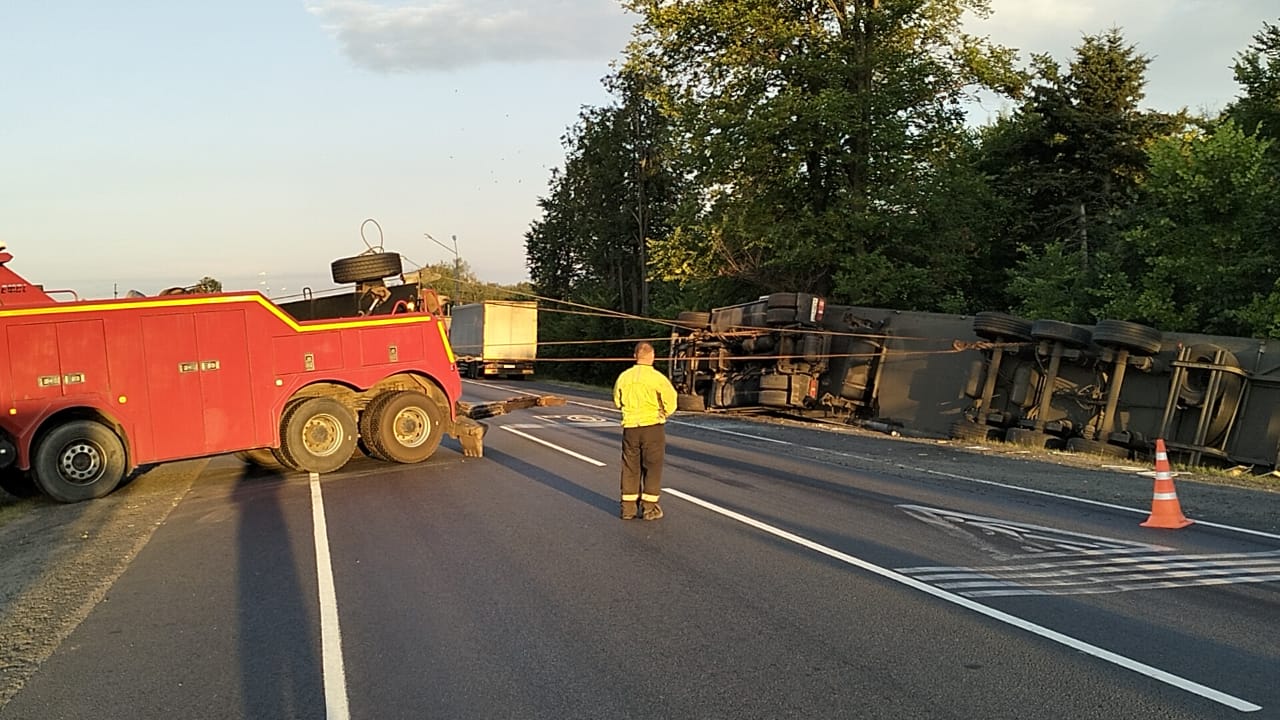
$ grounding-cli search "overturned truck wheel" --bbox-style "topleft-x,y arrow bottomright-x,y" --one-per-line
950,420 -> 991,443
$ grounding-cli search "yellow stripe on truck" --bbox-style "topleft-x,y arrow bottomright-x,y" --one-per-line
437,320 -> 456,364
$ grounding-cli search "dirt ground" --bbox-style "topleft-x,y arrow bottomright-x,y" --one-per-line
0,461 -> 204,706
0,421 -> 1277,709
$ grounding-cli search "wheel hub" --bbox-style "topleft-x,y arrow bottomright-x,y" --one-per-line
60,442 -> 103,484
302,413 -> 344,457
393,407 -> 430,448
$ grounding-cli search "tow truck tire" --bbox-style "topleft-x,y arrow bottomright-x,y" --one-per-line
0,468 -> 39,498
277,397 -> 358,474
32,420 -> 127,503
361,391 -> 445,464
331,252 -> 403,284
235,449 -> 286,471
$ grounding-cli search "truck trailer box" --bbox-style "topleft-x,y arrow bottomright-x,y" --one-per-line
449,301 -> 538,378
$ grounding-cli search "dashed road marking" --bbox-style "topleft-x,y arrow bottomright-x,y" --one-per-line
666,486 -> 1262,713
500,426 -> 607,466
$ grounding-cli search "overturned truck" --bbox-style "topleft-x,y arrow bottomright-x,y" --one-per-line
668,294 -> 1280,471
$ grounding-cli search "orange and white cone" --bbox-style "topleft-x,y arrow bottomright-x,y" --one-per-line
1140,439 -> 1193,529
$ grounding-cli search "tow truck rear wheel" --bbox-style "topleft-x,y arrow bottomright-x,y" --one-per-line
235,448 -> 286,471
277,397 -> 358,474
361,391 -> 445,464
32,420 -> 127,503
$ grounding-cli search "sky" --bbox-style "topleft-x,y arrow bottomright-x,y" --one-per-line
1,1 -> 1275,301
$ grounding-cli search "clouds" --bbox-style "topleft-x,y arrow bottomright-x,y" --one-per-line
972,0 -> 1278,113
307,0 -> 637,72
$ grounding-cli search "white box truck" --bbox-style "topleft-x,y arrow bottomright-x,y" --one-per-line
449,301 -> 538,379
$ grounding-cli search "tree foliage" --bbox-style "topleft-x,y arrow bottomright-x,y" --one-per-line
1227,21 -> 1280,153
521,12 -> 1280,340
525,69 -> 685,317
622,0 -> 1021,310
981,30 -> 1185,321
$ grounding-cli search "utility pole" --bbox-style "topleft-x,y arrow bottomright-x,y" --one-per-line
451,234 -> 461,306
425,232 -> 461,311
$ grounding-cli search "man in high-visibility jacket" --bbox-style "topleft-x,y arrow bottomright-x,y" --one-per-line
613,341 -> 678,520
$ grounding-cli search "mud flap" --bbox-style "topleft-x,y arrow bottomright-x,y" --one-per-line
449,417 -> 488,458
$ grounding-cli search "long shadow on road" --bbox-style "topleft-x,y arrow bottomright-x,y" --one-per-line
233,464 -> 325,719
483,446 -> 618,518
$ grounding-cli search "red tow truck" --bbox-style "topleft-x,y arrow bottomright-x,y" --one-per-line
0,245 -> 550,502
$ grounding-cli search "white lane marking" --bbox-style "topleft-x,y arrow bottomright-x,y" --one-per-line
310,473 -> 351,720
898,504 -> 1171,553
500,426 -> 607,466
920,468 -> 1280,542
502,393 -> 1280,541
901,551 -> 1280,597
665,486 -> 1262,713
683,424 -> 793,444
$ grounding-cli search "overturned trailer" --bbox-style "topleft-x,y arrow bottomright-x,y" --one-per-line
668,294 -> 1280,470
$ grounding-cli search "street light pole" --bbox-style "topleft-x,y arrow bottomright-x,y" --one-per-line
450,234 -> 460,307
424,231 -> 461,309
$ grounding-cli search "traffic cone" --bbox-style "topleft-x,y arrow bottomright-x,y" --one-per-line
1140,439 -> 1193,529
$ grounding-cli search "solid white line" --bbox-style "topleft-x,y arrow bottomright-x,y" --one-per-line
665,487 -> 1262,713
548,396 -> 1280,541
500,426 -> 607,466
684,425 -> 794,445
310,473 -> 351,720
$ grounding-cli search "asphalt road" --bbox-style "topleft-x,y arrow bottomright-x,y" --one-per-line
2,379 -> 1278,719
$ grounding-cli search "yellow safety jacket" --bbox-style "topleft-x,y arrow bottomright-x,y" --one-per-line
614,363 -> 678,428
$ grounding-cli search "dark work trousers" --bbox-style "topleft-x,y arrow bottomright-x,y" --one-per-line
621,423 -> 666,510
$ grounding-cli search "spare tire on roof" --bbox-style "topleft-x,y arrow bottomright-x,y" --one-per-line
331,252 -> 403,284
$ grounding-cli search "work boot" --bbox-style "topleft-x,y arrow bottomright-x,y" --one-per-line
620,501 -> 638,520
642,505 -> 663,521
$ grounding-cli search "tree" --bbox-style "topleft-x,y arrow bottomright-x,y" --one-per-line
525,68 -> 685,317
195,276 -> 222,293
985,30 -> 1179,321
621,0 -> 1022,311
1226,20 -> 1280,154
1100,122 -> 1276,335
